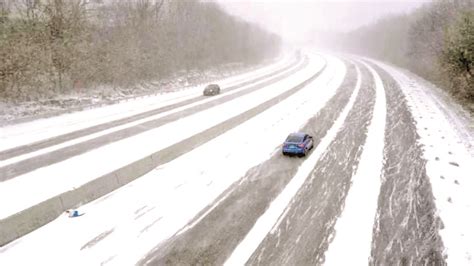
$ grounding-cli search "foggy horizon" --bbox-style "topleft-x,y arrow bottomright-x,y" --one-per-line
214,0 -> 432,43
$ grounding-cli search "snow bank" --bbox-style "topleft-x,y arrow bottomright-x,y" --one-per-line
373,60 -> 474,265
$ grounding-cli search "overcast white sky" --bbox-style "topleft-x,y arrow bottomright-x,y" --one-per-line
214,0 -> 431,42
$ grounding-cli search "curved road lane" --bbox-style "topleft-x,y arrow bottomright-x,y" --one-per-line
139,60 -> 357,265
247,61 -> 374,265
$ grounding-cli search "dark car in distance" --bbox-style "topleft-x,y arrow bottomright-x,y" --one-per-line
203,84 -> 221,96
282,132 -> 314,157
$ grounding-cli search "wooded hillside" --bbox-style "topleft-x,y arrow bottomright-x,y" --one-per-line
0,0 -> 281,101
327,0 -> 473,110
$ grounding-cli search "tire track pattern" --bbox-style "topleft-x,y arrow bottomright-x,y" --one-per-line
247,62 -> 374,265
369,63 -> 445,265
139,62 -> 357,266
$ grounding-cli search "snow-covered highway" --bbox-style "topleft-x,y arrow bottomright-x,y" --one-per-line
0,52 -> 473,265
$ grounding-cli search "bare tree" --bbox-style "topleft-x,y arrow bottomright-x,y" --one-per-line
0,0 -> 281,101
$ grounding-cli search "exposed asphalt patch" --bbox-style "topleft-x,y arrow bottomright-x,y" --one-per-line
248,61 -> 374,265
368,63 -> 445,265
448,162 -> 459,167
138,61 -> 357,266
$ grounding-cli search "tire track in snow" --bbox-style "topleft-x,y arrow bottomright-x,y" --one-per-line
373,60 -> 474,265
322,60 -> 386,265
0,58 -> 309,181
368,63 -> 445,265
139,60 -> 354,266
245,61 -> 374,265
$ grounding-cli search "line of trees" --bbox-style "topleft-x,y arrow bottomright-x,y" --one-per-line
0,0 -> 281,101
319,0 -> 473,110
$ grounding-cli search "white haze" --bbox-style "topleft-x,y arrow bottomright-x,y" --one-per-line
214,0 -> 431,43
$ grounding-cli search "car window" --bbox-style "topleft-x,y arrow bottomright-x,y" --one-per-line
286,134 -> 304,142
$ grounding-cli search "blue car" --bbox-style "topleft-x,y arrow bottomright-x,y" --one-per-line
282,132 -> 314,157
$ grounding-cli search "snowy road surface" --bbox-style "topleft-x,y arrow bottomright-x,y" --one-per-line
0,52 -> 473,265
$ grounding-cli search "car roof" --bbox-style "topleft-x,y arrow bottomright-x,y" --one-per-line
289,132 -> 306,137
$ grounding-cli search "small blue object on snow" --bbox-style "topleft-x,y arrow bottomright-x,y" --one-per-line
66,209 -> 84,218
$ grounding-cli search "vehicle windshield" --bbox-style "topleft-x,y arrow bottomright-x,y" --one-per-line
286,134 -> 304,143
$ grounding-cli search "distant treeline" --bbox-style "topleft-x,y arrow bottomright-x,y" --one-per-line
325,0 -> 473,110
0,0 -> 281,101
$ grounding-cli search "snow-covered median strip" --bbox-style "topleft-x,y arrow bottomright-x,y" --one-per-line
373,60 -> 474,265
0,55 -> 322,220
323,60 -> 386,265
224,59 -> 358,266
